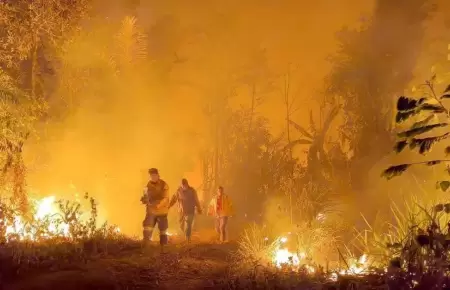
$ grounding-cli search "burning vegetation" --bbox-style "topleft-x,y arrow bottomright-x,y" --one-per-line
0,193 -> 120,242
1,0 -> 450,289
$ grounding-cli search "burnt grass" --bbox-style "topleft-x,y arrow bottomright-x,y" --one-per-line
0,236 -> 428,290
0,237 -> 235,290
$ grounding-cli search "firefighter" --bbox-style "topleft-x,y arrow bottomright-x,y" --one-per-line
207,186 -> 234,243
140,168 -> 170,249
169,178 -> 202,243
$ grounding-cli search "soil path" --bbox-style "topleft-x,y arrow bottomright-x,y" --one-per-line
3,237 -> 237,290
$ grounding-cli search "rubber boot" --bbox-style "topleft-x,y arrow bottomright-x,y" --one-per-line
159,234 -> 168,254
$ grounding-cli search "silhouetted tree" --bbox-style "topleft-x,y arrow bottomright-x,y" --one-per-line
219,108 -> 295,222
326,0 -> 432,194
286,104 -> 344,222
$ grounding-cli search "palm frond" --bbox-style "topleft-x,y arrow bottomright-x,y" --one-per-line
115,15 -> 147,64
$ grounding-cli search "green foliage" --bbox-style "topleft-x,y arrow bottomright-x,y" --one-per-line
382,79 -> 450,186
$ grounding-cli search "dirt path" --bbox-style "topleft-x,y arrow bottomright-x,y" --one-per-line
3,240 -> 237,290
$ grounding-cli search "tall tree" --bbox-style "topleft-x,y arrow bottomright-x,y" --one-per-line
326,0 -> 432,194
0,68 -> 43,211
0,0 -> 89,99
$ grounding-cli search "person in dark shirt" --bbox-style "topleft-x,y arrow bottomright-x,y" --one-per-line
169,178 -> 202,243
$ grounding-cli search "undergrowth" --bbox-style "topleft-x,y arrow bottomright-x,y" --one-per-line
352,191 -> 450,288
0,193 -> 138,284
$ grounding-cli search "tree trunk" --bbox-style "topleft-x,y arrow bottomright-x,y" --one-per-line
283,72 -> 293,226
31,37 -> 38,99
213,112 -> 219,192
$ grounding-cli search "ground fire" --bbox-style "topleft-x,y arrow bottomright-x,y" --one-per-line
1,0 -> 450,289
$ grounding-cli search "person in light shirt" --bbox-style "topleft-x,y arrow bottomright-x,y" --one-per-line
207,186 -> 234,243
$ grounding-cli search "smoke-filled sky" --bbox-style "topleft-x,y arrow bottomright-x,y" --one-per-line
21,0 -> 450,235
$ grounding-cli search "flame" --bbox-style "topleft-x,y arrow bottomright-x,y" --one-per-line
274,248 -> 300,267
272,235 -> 369,277
339,254 -> 368,275
272,236 -> 314,273
35,196 -> 55,219
2,196 -> 72,241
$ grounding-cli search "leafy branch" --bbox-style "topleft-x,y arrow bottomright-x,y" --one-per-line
382,78 -> 450,191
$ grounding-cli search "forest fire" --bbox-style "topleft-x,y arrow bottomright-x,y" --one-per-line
272,236 -> 315,273
3,196 -> 70,241
1,0 -> 449,287
1,194 -> 120,242
271,235 -> 370,277
339,254 -> 369,275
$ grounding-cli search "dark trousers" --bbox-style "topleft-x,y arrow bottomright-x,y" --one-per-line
215,216 -> 229,242
143,214 -> 168,245
179,214 -> 194,241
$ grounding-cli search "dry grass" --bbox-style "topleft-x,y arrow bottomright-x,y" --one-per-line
348,187 -> 450,290
234,223 -> 279,270
293,219 -> 341,266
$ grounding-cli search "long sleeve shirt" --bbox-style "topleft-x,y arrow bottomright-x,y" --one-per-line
169,186 -> 201,215
141,179 -> 169,215
207,194 -> 233,217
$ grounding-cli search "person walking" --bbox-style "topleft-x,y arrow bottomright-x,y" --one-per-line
169,178 -> 202,243
140,168 -> 170,250
207,186 -> 233,243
